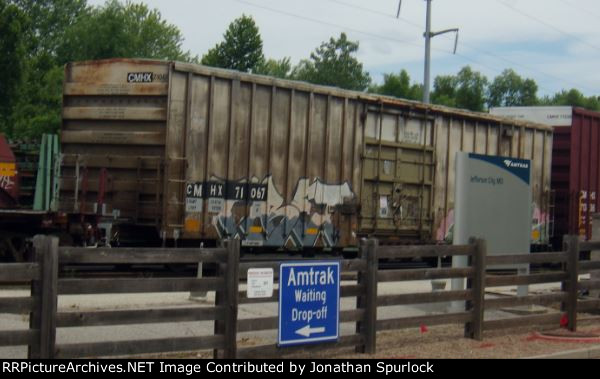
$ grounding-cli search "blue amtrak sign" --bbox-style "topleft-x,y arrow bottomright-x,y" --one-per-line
278,261 -> 340,346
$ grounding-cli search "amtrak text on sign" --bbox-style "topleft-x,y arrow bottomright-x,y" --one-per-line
278,261 -> 340,346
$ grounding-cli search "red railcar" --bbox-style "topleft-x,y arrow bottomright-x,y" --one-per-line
491,106 -> 600,248
553,108 -> 600,245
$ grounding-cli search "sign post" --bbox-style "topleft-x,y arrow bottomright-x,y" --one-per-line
278,261 -> 340,346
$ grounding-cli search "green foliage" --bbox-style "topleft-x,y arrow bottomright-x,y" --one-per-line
431,75 -> 457,107
8,0 -> 87,59
0,1 -> 28,135
4,0 -> 197,138
58,0 -> 196,63
10,65 -> 63,138
369,70 -> 422,101
292,33 -> 371,91
201,15 -> 264,73
454,66 -> 488,112
539,89 -> 600,111
430,66 -> 488,111
488,69 -> 538,107
255,57 -> 292,79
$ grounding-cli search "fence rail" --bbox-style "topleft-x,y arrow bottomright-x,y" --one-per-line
0,234 -> 598,358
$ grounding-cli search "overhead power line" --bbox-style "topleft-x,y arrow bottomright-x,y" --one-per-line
233,0 -> 509,75
232,0 -> 594,94
233,0 -> 423,48
557,0 -> 600,21
329,0 -> 596,93
495,0 -> 600,53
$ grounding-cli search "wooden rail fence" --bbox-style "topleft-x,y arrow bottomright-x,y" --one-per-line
0,235 -> 598,358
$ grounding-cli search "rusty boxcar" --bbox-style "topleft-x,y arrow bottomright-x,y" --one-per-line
59,59 -> 553,250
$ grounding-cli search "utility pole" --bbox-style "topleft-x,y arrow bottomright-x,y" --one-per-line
423,0 -> 433,104
398,1 -> 459,104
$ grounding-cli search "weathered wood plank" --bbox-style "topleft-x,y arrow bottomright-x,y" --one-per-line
360,239 -> 378,354
238,259 -> 365,276
0,330 -> 38,347
377,290 -> 473,307
376,244 -> 474,259
485,293 -> 568,309
579,260 -> 600,272
487,253 -> 568,265
58,278 -> 224,295
485,272 -> 568,287
377,312 -> 472,331
0,297 -> 35,314
57,307 -> 225,327
578,298 -> 600,311
58,247 -> 228,264
236,334 -> 364,359
579,241 -> 600,251
28,236 -> 44,358
39,237 -> 59,358
55,335 -> 225,359
483,313 -> 562,331
466,238 -> 486,341
578,280 -> 600,291
0,263 -> 40,282
223,240 -> 240,359
565,235 -> 579,331
378,267 -> 474,282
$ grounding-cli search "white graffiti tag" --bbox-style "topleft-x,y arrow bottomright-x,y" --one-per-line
0,175 -> 14,191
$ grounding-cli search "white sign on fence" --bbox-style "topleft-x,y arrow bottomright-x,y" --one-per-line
247,268 -> 274,298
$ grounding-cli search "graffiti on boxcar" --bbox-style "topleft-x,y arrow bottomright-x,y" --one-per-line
531,204 -> 550,243
185,175 -> 355,248
435,205 -> 550,245
436,209 -> 455,243
0,176 -> 15,191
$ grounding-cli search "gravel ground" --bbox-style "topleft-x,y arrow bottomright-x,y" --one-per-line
149,313 -> 600,359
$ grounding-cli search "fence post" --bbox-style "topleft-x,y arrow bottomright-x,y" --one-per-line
29,235 -> 58,359
356,238 -> 378,354
564,235 -> 579,331
223,239 -> 240,358
465,238 -> 486,340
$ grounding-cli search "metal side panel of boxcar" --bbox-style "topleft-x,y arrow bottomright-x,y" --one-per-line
165,63 -> 363,249
59,59 -> 170,241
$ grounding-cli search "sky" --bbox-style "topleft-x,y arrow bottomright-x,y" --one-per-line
88,0 -> 600,97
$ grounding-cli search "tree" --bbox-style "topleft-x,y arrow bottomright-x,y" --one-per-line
431,75 -> 457,107
0,1 -> 27,135
454,66 -> 488,112
8,0 -> 198,138
8,0 -> 87,59
539,88 -> 600,111
58,0 -> 196,63
255,57 -> 292,79
201,15 -> 264,73
292,32 -> 371,91
431,66 -> 487,112
369,70 -> 422,101
488,69 -> 538,107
